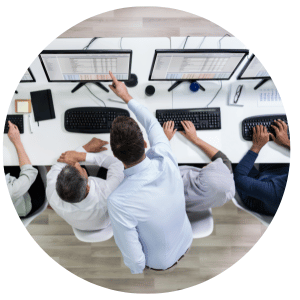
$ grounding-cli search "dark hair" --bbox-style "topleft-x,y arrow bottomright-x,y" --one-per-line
56,165 -> 88,203
110,116 -> 145,165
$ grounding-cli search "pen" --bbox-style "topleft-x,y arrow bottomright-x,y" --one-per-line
28,114 -> 33,133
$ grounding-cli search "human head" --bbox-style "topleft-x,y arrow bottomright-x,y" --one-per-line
110,116 -> 145,167
56,163 -> 89,203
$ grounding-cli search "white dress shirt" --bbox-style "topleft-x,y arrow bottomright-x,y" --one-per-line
46,146 -> 124,230
107,99 -> 193,274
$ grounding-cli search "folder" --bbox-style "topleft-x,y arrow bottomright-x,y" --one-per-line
30,89 -> 56,122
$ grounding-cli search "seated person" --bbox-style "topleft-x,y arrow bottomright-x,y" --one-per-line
107,72 -> 193,274
163,120 -> 235,212
234,120 -> 290,216
4,121 -> 45,218
46,138 -> 124,231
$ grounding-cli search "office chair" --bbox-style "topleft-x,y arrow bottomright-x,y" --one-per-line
72,225 -> 114,243
21,166 -> 48,228
187,209 -> 214,238
232,195 -> 273,227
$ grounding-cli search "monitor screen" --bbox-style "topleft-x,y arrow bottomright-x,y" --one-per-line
149,50 -> 248,81
20,68 -> 35,82
39,50 -> 132,82
238,54 -> 270,79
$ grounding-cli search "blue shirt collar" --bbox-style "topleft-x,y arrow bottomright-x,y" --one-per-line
124,156 -> 151,177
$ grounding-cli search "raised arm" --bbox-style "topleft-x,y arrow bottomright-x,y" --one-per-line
107,198 -> 146,274
108,71 -> 169,147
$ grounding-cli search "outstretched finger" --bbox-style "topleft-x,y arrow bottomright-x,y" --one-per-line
271,124 -> 279,134
109,71 -> 118,86
100,147 -> 108,152
275,120 -> 283,131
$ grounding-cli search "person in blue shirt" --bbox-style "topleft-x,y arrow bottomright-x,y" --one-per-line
234,120 -> 290,216
107,71 -> 193,274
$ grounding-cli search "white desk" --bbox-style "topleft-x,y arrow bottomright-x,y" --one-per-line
3,37 -> 290,165
3,38 -> 172,166
169,37 -> 289,163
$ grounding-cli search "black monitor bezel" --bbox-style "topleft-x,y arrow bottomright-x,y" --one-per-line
237,54 -> 271,80
20,68 -> 36,83
148,49 -> 249,81
39,50 -> 132,83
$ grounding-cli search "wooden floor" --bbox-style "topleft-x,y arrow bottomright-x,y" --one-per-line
25,7 -> 264,293
27,201 -> 267,293
59,7 -> 231,38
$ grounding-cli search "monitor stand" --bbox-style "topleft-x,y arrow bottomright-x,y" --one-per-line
71,82 -> 109,94
168,80 -> 205,92
254,78 -> 270,90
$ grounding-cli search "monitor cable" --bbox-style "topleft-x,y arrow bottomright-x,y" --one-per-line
85,85 -> 106,107
206,81 -> 222,107
83,37 -> 102,50
218,34 -> 231,49
183,36 -> 190,49
199,36 -> 206,48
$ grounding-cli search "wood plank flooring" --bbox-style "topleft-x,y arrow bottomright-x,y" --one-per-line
27,201 -> 267,293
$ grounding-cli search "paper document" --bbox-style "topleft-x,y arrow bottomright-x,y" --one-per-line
258,89 -> 282,107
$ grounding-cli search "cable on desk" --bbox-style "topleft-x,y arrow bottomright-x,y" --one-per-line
83,37 -> 102,50
218,34 -> 231,49
183,36 -> 190,49
85,85 -> 106,107
119,37 -> 123,49
199,36 -> 206,48
206,81 -> 222,107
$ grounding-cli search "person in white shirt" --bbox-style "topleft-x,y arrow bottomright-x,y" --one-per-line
46,138 -> 124,231
5,121 -> 45,218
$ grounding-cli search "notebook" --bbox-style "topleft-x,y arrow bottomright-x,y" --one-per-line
30,89 -> 56,122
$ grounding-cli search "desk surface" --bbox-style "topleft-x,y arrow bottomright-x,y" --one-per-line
3,37 -> 290,165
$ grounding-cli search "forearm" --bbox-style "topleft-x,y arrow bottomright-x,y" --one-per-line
193,137 -> 219,159
212,151 -> 233,173
234,150 -> 258,176
14,141 -> 31,167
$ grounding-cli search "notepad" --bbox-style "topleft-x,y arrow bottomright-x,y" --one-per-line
15,99 -> 31,113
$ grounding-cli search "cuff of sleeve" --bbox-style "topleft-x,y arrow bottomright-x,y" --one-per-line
85,153 -> 95,164
248,150 -> 259,159
76,146 -> 87,153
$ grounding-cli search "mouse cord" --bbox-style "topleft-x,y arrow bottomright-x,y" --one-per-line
206,81 -> 222,107
85,85 -> 106,107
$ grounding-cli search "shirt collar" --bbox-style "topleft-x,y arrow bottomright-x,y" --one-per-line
124,156 -> 151,177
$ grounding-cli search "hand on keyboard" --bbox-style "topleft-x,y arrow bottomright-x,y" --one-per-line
163,121 -> 177,141
250,125 -> 269,154
179,121 -> 198,144
269,120 -> 290,150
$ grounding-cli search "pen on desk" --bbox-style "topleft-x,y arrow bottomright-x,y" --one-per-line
108,98 -> 126,104
28,114 -> 33,133
234,85 -> 243,103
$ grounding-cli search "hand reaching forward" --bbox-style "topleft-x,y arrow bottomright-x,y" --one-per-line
83,138 -> 109,153
179,121 -> 198,144
163,121 -> 177,141
269,119 -> 290,150
251,125 -> 269,154
108,71 -> 133,103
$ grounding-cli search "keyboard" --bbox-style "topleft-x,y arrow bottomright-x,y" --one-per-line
64,107 -> 130,133
242,114 -> 289,141
4,115 -> 24,134
156,108 -> 221,131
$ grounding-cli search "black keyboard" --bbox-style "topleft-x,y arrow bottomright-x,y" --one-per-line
242,114 -> 289,141
156,107 -> 221,131
64,107 -> 130,133
4,115 -> 24,134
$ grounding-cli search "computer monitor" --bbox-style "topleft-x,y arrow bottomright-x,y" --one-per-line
237,54 -> 271,90
39,50 -> 132,93
149,49 -> 249,92
20,68 -> 35,82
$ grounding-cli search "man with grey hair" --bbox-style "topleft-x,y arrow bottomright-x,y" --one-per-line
46,138 -> 124,230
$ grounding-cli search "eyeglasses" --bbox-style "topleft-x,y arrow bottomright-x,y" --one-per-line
234,85 -> 243,103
